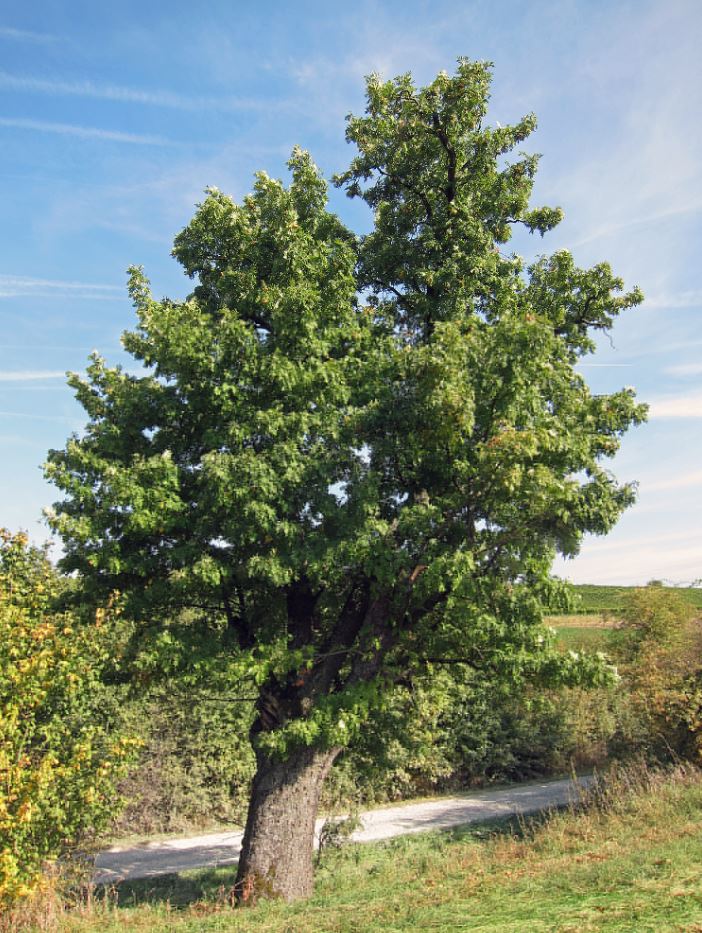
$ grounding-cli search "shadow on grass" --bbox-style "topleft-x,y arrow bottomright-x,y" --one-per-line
446,805 -> 561,844
94,808 -> 566,913
95,863 -> 239,911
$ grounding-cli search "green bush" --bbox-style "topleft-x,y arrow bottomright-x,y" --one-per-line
323,673 -> 589,810
111,667 -> 587,831
113,687 -> 255,835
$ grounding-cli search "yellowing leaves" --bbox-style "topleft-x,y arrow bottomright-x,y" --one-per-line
0,530 -> 136,907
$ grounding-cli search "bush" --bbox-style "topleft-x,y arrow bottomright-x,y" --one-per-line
322,673 -> 585,810
113,687 -> 255,835
608,586 -> 702,764
0,530 -> 137,906
110,665 -> 586,830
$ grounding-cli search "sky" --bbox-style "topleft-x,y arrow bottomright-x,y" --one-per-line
0,0 -> 700,586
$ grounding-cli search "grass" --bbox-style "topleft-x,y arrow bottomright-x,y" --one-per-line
27,764 -> 700,932
547,614 -> 610,627
544,614 -> 613,653
553,626 -> 611,653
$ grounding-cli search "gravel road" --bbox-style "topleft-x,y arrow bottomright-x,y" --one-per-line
94,775 -> 592,885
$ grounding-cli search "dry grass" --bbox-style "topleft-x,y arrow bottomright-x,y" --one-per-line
546,613 -> 612,628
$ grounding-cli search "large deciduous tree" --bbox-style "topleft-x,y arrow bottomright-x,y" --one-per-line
46,60 -> 645,901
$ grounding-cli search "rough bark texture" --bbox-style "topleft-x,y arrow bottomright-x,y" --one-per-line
234,744 -> 339,903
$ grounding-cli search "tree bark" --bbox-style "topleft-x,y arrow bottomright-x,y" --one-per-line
234,744 -> 340,903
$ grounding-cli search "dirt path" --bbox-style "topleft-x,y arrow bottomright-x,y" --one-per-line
94,775 -> 592,885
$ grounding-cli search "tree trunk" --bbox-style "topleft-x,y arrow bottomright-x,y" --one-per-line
234,744 -> 339,903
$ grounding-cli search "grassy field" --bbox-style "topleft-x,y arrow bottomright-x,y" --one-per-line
548,582 -> 702,651
552,624 -> 611,653
571,584 -> 702,614
21,766 -> 698,933
544,612 -> 612,653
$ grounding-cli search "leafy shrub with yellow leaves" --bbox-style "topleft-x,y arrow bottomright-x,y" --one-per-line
609,585 -> 702,764
0,530 -> 137,906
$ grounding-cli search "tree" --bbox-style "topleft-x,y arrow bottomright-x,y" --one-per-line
45,60 -> 645,902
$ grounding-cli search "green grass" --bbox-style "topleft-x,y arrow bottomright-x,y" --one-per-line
543,613 -> 613,653
571,584 -> 702,614
553,625 -> 611,653
49,766 -> 702,932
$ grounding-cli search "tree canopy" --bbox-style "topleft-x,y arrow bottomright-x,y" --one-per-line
45,59 -> 646,901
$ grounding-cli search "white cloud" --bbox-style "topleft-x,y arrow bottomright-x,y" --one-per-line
645,290 -> 702,310
567,528 -> 699,556
665,362 -> 702,377
648,391 -> 702,419
34,138 -> 295,248
577,362 -> 633,368
0,71 -> 276,113
0,409 -> 76,422
0,274 -> 124,301
567,201 -> 702,252
0,26 -> 57,43
554,530 -> 702,586
532,0 -> 702,312
0,432 -> 46,446
0,371 -> 65,382
0,117 -> 172,146
642,470 -> 702,493
0,343 -> 106,350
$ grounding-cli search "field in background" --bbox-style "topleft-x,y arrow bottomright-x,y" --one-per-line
46,766 -> 702,933
547,584 -> 702,653
570,584 -> 702,614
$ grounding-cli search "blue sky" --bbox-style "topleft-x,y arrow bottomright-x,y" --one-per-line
1,0 -> 700,585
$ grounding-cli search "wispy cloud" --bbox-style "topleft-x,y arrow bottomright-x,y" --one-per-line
665,361 -> 702,377
0,371 -> 65,382
0,117 -> 173,146
0,70 -> 275,112
0,26 -> 58,43
567,528 -> 698,556
0,273 -> 124,301
643,469 -> 702,493
0,343 -> 113,351
554,529 -> 702,585
648,391 -> 702,419
645,290 -> 702,310
0,409 -> 76,423
566,201 -> 702,251
0,432 -> 47,447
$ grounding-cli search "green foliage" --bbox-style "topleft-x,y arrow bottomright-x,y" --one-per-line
114,687 -> 255,835
106,666 -> 603,836
609,586 -> 696,661
0,530 -> 137,905
327,674 -> 578,807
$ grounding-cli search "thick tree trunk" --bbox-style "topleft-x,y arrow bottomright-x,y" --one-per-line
234,744 -> 339,903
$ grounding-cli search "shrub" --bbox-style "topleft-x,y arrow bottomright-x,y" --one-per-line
0,530 -> 136,906
608,586 -> 702,763
113,687 -> 255,835
323,673 -> 585,809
